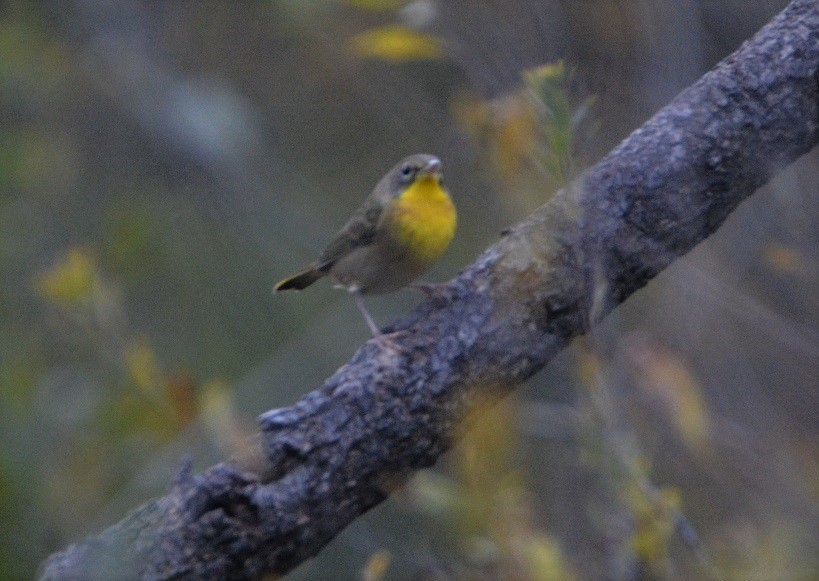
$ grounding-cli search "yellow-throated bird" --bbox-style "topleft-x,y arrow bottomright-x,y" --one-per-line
275,154 -> 456,345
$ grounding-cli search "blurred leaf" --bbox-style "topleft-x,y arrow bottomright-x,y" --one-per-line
520,534 -> 576,581
34,247 -> 97,308
453,61 -> 595,215
124,337 -> 163,396
349,25 -> 443,62
629,343 -> 712,453
454,93 -> 539,181
762,242 -> 804,276
199,379 -> 241,454
343,0 -> 403,10
166,372 -> 199,427
626,482 -> 680,573
361,549 -> 391,581
409,470 -> 460,515
453,396 -> 572,577
456,396 -> 520,539
575,347 -> 601,392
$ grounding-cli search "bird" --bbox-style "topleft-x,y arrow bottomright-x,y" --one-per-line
274,153 -> 456,346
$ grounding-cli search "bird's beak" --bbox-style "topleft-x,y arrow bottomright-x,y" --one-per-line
420,157 -> 442,177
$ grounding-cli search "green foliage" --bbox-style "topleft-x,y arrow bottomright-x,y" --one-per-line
523,61 -> 595,187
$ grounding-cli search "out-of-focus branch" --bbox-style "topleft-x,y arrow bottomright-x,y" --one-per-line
40,1 -> 818,578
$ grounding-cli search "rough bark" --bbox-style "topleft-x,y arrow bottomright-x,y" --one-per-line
41,1 -> 819,578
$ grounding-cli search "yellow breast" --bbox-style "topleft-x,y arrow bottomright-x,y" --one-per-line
390,176 -> 457,265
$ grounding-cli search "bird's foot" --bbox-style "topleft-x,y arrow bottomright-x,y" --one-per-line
354,292 -> 406,352
370,330 -> 406,353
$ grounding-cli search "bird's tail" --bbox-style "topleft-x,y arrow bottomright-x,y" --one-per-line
274,267 -> 325,291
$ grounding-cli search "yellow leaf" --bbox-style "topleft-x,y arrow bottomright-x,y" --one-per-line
453,93 -> 538,182
349,25 -> 443,62
343,0 -> 403,10
630,343 -> 712,452
361,549 -> 391,581
454,395 -> 529,548
124,337 -> 163,395
521,534 -> 576,581
199,379 -> 241,453
35,246 -> 97,307
524,61 -> 566,86
626,484 -> 679,570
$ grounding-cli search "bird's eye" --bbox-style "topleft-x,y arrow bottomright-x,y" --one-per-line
400,164 -> 413,177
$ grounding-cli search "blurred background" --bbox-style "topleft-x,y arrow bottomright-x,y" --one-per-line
1,0 -> 816,578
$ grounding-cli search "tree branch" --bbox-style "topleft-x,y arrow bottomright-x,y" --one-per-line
41,1 -> 818,578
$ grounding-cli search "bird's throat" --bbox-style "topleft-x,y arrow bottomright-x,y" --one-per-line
390,177 -> 456,265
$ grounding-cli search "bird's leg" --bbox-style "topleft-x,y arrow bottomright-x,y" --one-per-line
355,293 -> 381,337
355,293 -> 403,351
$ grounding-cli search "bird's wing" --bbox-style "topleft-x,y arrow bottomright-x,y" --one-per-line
316,199 -> 384,270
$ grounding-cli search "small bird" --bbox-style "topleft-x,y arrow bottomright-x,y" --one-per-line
275,154 -> 456,345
